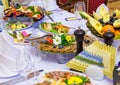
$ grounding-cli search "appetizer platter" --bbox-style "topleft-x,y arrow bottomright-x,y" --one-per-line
31,33 -> 97,54
80,4 -> 120,40
35,70 -> 93,85
4,5 -> 44,21
6,17 -> 33,31
8,31 -> 31,44
39,22 -> 70,34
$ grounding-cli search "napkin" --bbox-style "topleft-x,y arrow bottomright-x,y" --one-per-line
66,41 -> 116,79
0,30 -> 21,77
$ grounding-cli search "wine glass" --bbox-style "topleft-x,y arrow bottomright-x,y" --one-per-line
74,1 -> 86,20
16,45 -> 33,79
25,44 -> 42,84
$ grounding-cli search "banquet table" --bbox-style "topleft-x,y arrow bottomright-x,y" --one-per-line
0,6 -> 120,85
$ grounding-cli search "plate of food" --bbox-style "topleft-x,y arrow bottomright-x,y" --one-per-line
79,4 -> 120,40
31,33 -> 97,53
6,17 -> 33,31
4,5 -> 44,22
35,70 -> 93,85
8,30 -> 32,44
31,33 -> 97,64
39,22 -> 72,34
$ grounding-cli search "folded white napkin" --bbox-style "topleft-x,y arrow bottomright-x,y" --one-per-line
0,30 -> 21,77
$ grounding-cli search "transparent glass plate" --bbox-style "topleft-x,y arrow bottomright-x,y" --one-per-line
6,17 -> 33,31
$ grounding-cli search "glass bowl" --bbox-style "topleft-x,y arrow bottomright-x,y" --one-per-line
5,17 -> 33,31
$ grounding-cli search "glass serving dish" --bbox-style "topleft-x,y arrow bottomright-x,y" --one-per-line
30,33 -> 97,64
5,17 -> 33,31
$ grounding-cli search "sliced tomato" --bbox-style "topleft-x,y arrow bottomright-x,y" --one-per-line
45,37 -> 53,44
37,14 -> 42,19
12,8 -> 17,16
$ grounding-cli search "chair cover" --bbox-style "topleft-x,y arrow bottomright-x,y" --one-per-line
86,0 -> 108,14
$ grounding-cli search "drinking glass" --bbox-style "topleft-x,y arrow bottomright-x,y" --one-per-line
16,45 -> 32,78
25,44 -> 42,84
74,2 -> 86,19
16,44 -> 41,84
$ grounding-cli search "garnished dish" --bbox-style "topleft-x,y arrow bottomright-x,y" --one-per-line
6,17 -> 33,31
6,21 -> 31,31
9,31 -> 31,44
4,5 -> 44,21
40,22 -> 70,34
31,33 -> 97,53
80,4 -> 120,40
35,70 -> 92,85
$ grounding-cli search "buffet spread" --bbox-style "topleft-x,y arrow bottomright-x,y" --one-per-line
0,2 -> 120,85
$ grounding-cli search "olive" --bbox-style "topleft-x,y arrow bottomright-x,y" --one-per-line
102,23 -> 106,26
110,16 -> 114,22
99,18 -> 104,24
113,13 -> 116,17
13,31 -> 17,35
106,21 -> 113,25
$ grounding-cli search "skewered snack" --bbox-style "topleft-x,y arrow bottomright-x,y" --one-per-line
4,5 -> 44,21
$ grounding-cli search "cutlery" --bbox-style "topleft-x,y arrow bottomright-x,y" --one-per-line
0,69 -> 44,85
42,8 -> 55,22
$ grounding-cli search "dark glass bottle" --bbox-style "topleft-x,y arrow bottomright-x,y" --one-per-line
74,29 -> 85,55
113,65 -> 120,85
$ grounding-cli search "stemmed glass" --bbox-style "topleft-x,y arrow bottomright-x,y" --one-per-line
16,44 -> 41,84
74,2 -> 86,20
16,45 -> 33,79
74,2 -> 86,29
24,44 -> 42,84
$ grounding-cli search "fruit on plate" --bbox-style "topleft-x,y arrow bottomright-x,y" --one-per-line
80,12 -> 103,35
93,11 -> 102,20
112,9 -> 120,19
113,19 -> 120,28
98,5 -> 110,23
79,5 -> 120,40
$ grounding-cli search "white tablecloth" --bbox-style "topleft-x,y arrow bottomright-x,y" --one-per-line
0,7 -> 120,85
